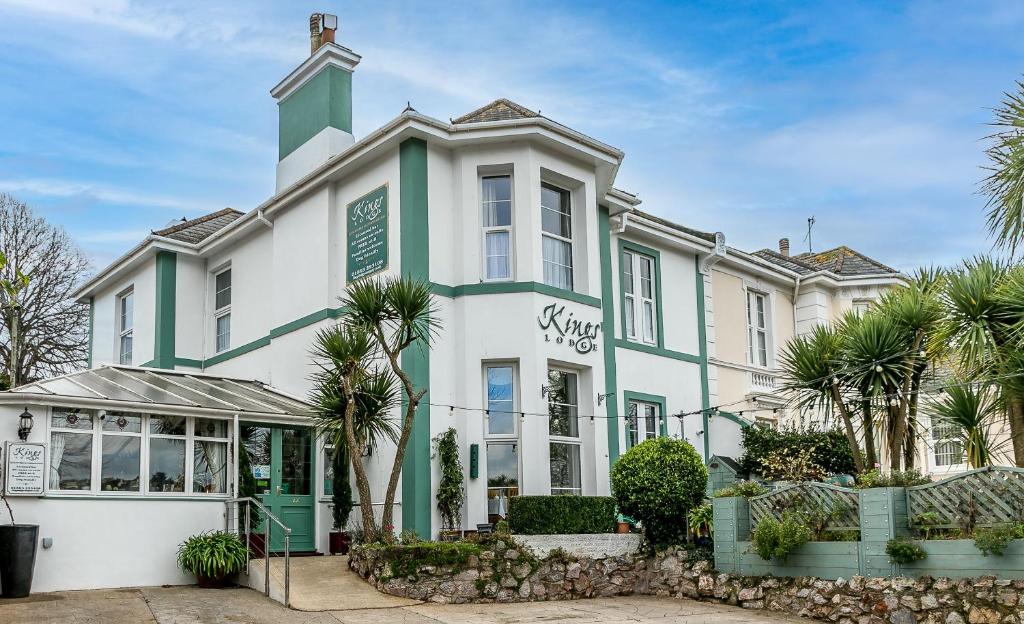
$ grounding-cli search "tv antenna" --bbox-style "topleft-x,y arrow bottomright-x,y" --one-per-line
803,216 -> 816,253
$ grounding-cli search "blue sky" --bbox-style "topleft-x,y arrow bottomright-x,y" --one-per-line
1,1 -> 1022,271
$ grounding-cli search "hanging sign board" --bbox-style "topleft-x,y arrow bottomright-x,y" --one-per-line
3,441 -> 46,496
346,184 -> 389,282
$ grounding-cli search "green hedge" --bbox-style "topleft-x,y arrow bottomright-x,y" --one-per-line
507,496 -> 616,534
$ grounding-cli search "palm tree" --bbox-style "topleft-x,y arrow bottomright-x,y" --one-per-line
309,322 -> 399,535
929,383 -> 1005,468
779,324 -> 865,473
982,79 -> 1024,254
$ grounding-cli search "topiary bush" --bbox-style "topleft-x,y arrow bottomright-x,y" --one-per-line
507,496 -> 616,534
610,437 -> 707,548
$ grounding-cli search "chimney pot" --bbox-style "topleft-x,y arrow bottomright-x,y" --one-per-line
779,238 -> 790,257
309,13 -> 322,55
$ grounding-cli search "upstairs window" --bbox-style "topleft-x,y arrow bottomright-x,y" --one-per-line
622,250 -> 658,345
932,421 -> 965,468
482,176 -> 513,281
746,290 -> 769,367
541,183 -> 573,290
852,299 -> 872,316
214,269 -> 231,353
118,289 -> 134,365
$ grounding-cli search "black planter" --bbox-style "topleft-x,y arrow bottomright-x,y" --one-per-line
0,524 -> 39,599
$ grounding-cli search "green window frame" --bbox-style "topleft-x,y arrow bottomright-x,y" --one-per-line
622,391 -> 668,450
618,240 -> 665,349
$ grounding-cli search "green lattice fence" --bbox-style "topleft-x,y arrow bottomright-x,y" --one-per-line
749,482 -> 860,532
906,466 -> 1024,529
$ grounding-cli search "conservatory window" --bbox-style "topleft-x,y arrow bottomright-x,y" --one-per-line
149,415 -> 186,493
118,288 -> 134,365
193,417 -> 229,494
547,368 -> 581,495
101,411 -> 142,492
482,175 -> 513,281
214,268 -> 231,353
49,409 -> 95,491
541,183 -> 573,290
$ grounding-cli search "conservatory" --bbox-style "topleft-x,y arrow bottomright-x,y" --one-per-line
0,364 -> 313,593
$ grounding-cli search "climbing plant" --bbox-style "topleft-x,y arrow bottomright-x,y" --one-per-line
433,427 -> 465,532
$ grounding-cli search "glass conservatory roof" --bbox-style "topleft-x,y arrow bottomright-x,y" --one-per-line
3,365 -> 312,418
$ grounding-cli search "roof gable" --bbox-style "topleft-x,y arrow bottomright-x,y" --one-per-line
452,98 -> 540,124
153,208 -> 243,244
794,246 -> 899,276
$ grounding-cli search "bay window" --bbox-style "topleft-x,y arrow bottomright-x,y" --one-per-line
47,408 -> 230,496
482,176 -> 513,281
547,369 -> 581,495
214,268 -> 231,353
746,290 -> 769,367
118,288 -> 134,365
541,183 -> 573,290
484,364 -> 519,518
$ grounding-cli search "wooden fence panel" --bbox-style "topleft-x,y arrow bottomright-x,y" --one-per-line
748,482 -> 860,531
906,467 -> 1024,529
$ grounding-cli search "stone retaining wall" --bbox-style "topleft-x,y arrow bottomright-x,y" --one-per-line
349,538 -> 1024,623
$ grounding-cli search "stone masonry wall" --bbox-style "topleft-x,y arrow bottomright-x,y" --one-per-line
349,540 -> 1024,623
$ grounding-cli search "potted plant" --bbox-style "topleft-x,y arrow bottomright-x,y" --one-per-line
0,446 -> 40,599
329,444 -> 353,555
236,440 -> 264,555
433,428 -> 465,541
176,531 -> 249,588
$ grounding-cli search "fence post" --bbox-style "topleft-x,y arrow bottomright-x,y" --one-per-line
858,487 -> 909,578
712,496 -> 749,574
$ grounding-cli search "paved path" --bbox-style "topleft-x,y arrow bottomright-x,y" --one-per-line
0,586 -> 806,624
254,555 -> 419,611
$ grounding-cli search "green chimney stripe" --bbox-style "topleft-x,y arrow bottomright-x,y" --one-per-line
153,251 -> 177,370
399,137 -> 431,537
278,65 -> 353,160
598,206 -> 620,468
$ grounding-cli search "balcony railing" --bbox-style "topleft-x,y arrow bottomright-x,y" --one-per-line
748,370 -> 778,393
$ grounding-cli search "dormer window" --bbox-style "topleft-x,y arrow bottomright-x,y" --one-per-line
541,183 -> 572,290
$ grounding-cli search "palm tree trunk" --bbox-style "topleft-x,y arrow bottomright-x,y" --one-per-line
378,340 -> 426,540
1007,394 -> 1024,468
343,379 -> 376,537
862,399 -> 878,469
830,385 -> 865,473
903,363 -> 926,469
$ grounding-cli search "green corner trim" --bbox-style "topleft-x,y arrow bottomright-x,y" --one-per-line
622,390 -> 668,450
598,206 -> 620,468
430,281 -> 601,308
278,65 -> 353,160
613,339 -> 701,363
153,251 -> 177,370
204,336 -> 272,367
617,239 -> 665,349
87,297 -> 94,369
694,256 -> 711,462
399,137 -> 432,538
715,410 -> 751,428
268,305 -> 346,339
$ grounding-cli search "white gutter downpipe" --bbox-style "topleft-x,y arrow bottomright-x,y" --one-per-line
792,275 -> 802,337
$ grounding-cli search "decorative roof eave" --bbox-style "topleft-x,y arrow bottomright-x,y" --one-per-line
71,235 -> 202,302
623,212 -> 716,255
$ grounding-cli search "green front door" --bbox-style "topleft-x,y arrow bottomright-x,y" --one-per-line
242,424 -> 317,552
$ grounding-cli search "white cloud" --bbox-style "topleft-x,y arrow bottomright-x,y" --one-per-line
0,178 -> 211,212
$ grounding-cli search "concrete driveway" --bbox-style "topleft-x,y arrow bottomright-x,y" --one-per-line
0,586 -> 806,624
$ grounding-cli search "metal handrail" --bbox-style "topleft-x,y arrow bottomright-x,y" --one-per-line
225,497 -> 292,608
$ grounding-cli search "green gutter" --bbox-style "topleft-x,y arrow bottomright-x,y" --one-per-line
153,251 -> 177,370
399,137 -> 431,538
695,256 -> 711,462
598,206 -> 620,468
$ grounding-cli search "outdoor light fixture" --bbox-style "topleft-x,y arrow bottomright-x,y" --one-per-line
17,407 -> 33,441
596,392 -> 615,406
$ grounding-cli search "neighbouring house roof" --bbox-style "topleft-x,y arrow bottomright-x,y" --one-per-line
631,209 -> 717,244
452,98 -> 540,124
1,365 -> 312,418
752,246 -> 900,278
153,208 -> 244,244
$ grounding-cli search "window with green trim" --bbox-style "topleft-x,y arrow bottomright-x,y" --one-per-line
622,250 -> 657,345
627,400 -> 660,447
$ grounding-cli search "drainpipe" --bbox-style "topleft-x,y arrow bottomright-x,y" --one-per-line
257,209 -> 273,229
792,275 -> 802,337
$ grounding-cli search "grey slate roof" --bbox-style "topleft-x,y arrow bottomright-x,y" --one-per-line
632,209 -> 717,243
5,365 -> 311,417
153,208 -> 243,244
753,246 -> 899,277
452,99 -> 540,124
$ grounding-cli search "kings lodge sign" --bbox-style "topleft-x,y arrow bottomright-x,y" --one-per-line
537,302 -> 602,355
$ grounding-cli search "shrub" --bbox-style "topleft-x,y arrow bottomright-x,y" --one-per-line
331,444 -> 353,531
974,525 -> 1023,556
507,496 -> 616,534
610,438 -> 707,548
371,541 -> 481,579
752,513 -> 810,561
740,426 -> 856,479
177,531 -> 249,581
886,538 -> 927,564
688,501 -> 713,537
855,468 -> 931,489
433,427 -> 465,531
713,480 -> 768,498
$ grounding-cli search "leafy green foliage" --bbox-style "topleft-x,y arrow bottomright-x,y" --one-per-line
929,384 -> 1002,468
855,468 -> 930,489
433,427 -> 465,531
331,444 -> 353,531
752,513 -> 811,561
370,541 -> 481,580
688,502 -> 713,537
982,80 -> 1024,253
739,426 -> 857,479
176,531 -> 249,580
236,437 -> 261,526
507,496 -> 616,534
796,498 -> 850,541
713,480 -> 768,498
610,438 -> 707,547
912,510 -> 941,539
973,524 -> 1024,556
886,538 -> 928,565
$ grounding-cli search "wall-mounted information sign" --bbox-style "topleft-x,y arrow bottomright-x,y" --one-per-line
346,184 -> 389,282
3,441 -> 46,496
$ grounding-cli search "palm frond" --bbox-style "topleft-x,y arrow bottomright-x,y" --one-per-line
981,79 -> 1024,254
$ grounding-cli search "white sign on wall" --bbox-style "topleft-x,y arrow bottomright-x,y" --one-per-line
3,441 -> 46,496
